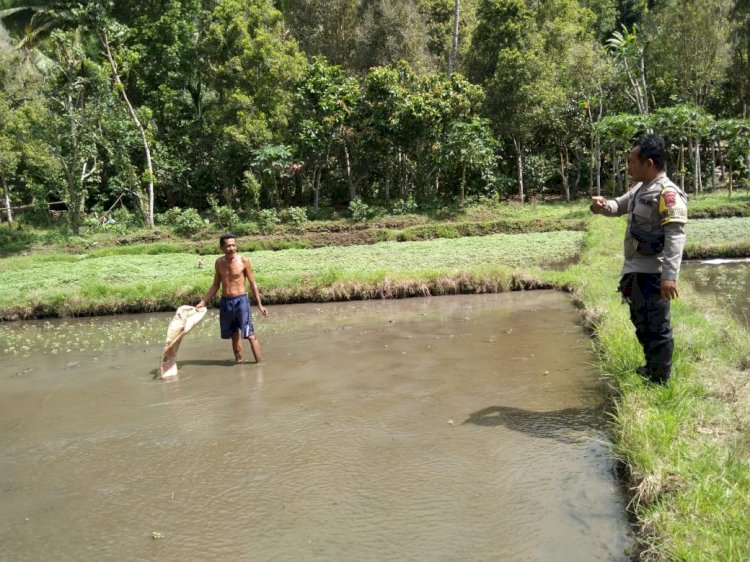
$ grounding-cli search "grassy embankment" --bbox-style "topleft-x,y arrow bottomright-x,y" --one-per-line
0,230 -> 583,319
0,206 -> 588,257
546,218 -> 750,561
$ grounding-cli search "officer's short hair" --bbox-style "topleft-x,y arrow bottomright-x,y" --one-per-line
633,135 -> 666,170
219,233 -> 237,247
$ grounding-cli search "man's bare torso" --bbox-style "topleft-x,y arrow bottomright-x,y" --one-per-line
216,255 -> 249,297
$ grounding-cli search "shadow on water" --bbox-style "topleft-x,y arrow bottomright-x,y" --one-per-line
464,405 -> 604,444
175,359 -> 238,367
149,359 -> 238,378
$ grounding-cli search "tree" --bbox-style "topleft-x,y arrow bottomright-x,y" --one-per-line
294,57 -> 359,207
444,116 -> 496,201
356,0 -> 433,73
723,0 -> 750,115
282,0 -> 360,69
447,0 -> 459,75
203,0 -> 306,193
467,0 -> 565,201
644,0 -> 734,109
418,0 -> 478,75
652,105 -> 713,193
46,30 -> 111,234
564,40 -> 616,196
606,24 -> 649,114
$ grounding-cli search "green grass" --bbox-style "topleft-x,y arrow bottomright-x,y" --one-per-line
687,217 -> 750,245
0,199 -> 592,257
688,189 -> 750,218
685,217 -> 750,259
0,230 -> 583,319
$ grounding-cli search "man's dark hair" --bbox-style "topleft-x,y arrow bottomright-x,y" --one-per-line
633,134 -> 667,170
219,233 -> 237,247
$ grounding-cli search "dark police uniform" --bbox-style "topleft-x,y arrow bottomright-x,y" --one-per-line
598,172 -> 688,382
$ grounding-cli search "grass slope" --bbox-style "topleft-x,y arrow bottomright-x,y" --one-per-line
0,231 -> 584,319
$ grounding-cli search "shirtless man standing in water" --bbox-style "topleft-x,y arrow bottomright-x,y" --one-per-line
196,234 -> 268,363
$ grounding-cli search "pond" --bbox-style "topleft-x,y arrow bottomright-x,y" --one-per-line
681,258 -> 750,328
0,292 -> 632,561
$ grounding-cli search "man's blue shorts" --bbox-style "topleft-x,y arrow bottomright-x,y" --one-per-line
219,294 -> 254,339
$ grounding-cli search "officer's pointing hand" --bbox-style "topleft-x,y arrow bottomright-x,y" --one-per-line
590,196 -> 607,214
660,280 -> 679,301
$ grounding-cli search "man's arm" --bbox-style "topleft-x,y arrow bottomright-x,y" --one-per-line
659,187 -> 688,300
243,257 -> 268,317
590,186 -> 637,217
196,262 -> 221,308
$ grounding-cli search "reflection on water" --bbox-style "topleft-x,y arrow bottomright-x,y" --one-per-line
0,292 -> 632,561
681,260 -> 750,327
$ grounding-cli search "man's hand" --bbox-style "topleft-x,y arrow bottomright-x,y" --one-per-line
660,279 -> 679,301
259,305 -> 269,317
590,196 -> 607,214
196,301 -> 206,309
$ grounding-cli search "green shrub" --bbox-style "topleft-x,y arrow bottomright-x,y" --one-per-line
212,205 -> 240,229
349,197 -> 371,222
111,207 -> 144,228
231,222 -> 256,236
156,207 -> 184,227
281,206 -> 308,230
257,208 -> 280,234
172,208 -> 205,237
207,195 -> 241,229
392,196 -> 418,215
241,171 -> 262,209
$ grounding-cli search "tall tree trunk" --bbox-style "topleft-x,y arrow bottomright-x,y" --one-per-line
595,143 -> 601,197
343,141 -> 355,201
560,148 -> 569,201
572,150 -> 581,192
728,158 -> 733,197
101,30 -> 155,228
694,138 -> 702,194
2,177 -> 12,229
294,168 -> 303,204
612,148 -> 622,194
588,140 -> 594,193
711,140 -> 716,191
460,161 -> 466,202
512,137 -> 524,202
448,0 -> 460,76
313,166 -> 320,210
398,150 -> 406,200
679,144 -> 685,191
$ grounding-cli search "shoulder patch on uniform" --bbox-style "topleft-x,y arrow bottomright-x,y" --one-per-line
662,190 -> 677,208
659,187 -> 687,225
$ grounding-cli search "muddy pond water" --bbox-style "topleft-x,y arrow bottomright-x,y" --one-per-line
0,291 -> 632,561
681,259 -> 750,328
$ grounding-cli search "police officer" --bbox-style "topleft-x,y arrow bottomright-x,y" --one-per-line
590,135 -> 688,384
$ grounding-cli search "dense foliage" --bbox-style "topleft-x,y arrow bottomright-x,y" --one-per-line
2,0 -> 750,233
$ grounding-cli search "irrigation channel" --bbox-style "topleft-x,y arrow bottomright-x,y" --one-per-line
1,291 -> 634,561
681,258 -> 750,328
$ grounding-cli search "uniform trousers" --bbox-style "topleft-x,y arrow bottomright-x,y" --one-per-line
620,272 -> 673,383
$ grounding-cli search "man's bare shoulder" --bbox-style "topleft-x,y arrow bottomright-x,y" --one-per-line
214,256 -> 229,269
